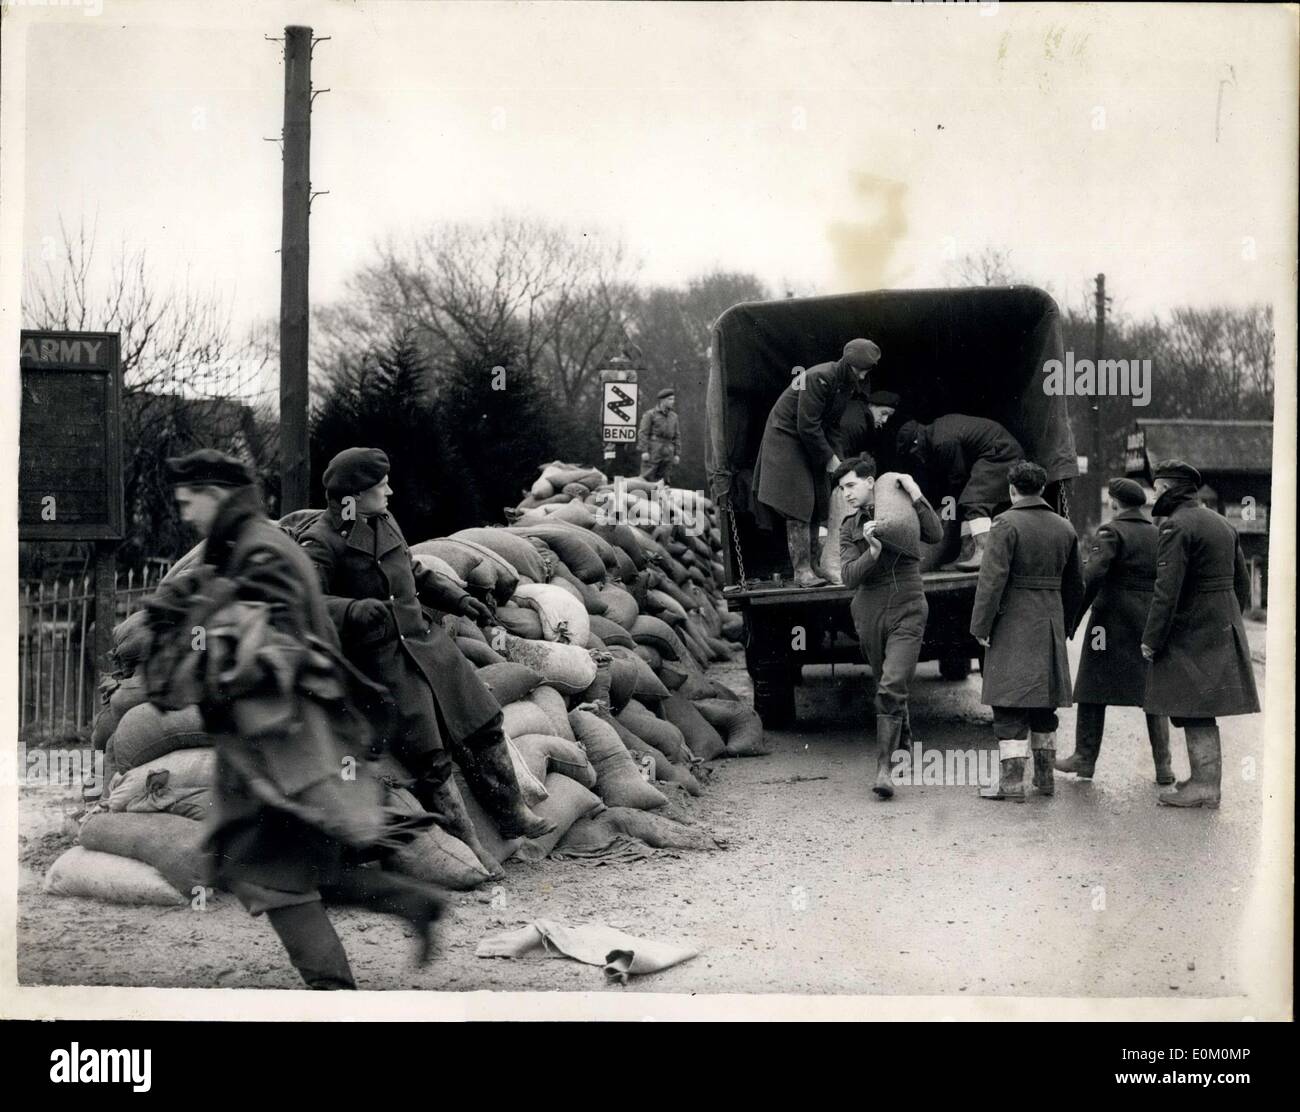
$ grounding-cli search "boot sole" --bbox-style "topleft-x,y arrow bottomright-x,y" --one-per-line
1157,798 -> 1220,809
978,793 -> 1025,802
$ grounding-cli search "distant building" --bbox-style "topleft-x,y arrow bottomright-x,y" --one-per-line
1123,418 -> 1272,609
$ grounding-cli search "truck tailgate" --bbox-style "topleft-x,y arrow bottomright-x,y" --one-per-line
724,569 -> 979,606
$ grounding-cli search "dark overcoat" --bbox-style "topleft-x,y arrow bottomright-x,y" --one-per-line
1142,496 -> 1260,718
971,497 -> 1084,708
899,414 -> 1023,514
752,358 -> 871,525
298,506 -> 501,748
1071,509 -> 1159,706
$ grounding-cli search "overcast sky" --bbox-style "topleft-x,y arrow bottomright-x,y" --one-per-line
12,0 -> 1298,333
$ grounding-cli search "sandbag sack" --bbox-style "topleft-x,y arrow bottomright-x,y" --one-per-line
411,552 -> 468,588
112,610 -> 153,672
596,584 -> 641,630
447,538 -> 522,601
109,704 -> 210,774
607,547 -> 640,584
541,464 -> 605,489
568,708 -> 667,811
107,747 -> 216,822
616,698 -> 690,763
661,693 -> 727,761
501,699 -> 556,741
548,564 -> 608,616
78,811 -> 207,896
606,647 -> 671,704
384,785 -> 493,890
91,674 -> 149,749
514,773 -> 606,862
589,615 -> 637,650
605,712 -> 702,796
511,734 -> 598,789
631,615 -> 685,661
508,739 -> 549,806
632,644 -> 664,671
526,685 -> 576,742
410,540 -> 486,583
538,501 -> 597,528
454,771 -> 524,866
695,699 -> 770,756
476,662 -> 544,706
873,472 -> 923,559
457,637 -> 505,667
509,526 -> 605,584
451,527 -> 549,582
593,522 -> 649,570
491,605 -> 544,640
496,634 -> 598,695
513,583 -> 591,646
44,846 -> 188,907
558,807 -> 720,854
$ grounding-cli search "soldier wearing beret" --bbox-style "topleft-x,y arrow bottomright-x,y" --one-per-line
147,450 -> 447,989
638,388 -> 681,483
1141,459 -> 1260,809
299,448 -> 556,858
752,338 -> 881,587
1056,478 -> 1173,784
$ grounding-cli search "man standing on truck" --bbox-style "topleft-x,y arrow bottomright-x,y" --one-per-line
971,461 -> 1084,802
1141,459 -> 1259,809
638,388 -> 680,483
835,454 -> 943,799
752,338 -> 881,587
1055,477 -> 1174,785
895,413 -> 1024,572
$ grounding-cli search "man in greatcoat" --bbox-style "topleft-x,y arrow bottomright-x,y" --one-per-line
752,337 -> 881,587
146,450 -> 447,990
895,413 -> 1024,572
1056,477 -> 1173,784
971,461 -> 1084,801
638,388 -> 681,483
1141,459 -> 1260,809
298,448 -> 556,846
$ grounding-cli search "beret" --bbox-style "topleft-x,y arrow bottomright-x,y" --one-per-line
165,449 -> 253,488
323,447 -> 390,497
868,390 -> 901,408
1152,458 -> 1202,486
1108,477 -> 1147,507
657,388 -> 676,401
842,338 -> 882,368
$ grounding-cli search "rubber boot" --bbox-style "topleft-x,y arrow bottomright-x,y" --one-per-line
1030,730 -> 1056,796
821,491 -> 847,585
459,722 -> 558,840
1158,724 -> 1221,809
1146,714 -> 1175,785
873,714 -> 902,799
898,705 -> 914,756
321,863 -> 447,966
422,774 -> 504,879
1056,702 -> 1103,777
786,519 -> 828,588
265,901 -> 357,989
941,526 -> 975,572
980,739 -> 1028,801
954,523 -> 991,572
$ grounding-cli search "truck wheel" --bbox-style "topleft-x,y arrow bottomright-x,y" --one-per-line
753,672 -> 796,726
938,655 -> 972,681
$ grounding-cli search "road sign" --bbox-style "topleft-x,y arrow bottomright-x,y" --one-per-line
602,380 -> 639,443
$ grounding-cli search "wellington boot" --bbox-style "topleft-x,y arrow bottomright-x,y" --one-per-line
1147,714 -> 1175,785
787,519 -> 827,588
1056,703 -> 1103,777
980,757 -> 1027,802
873,715 -> 902,799
421,775 -> 504,879
459,727 -> 558,840
940,531 -> 976,572
953,529 -> 989,572
1158,725 -> 1221,809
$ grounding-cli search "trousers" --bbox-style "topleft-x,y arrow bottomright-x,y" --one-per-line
992,706 -> 1059,740
851,582 -> 928,718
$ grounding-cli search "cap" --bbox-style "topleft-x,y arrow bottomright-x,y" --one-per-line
164,449 -> 254,489
1152,458 -> 1202,486
657,388 -> 676,401
842,338 -> 882,369
323,447 -> 391,497
867,390 -> 901,408
1107,477 -> 1147,507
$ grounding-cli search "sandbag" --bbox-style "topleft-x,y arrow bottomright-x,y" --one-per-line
384,785 -> 493,890
513,583 -> 591,646
542,519 -> 622,573
607,657 -> 637,712
559,806 -> 720,854
549,563 -> 608,616
410,539 -> 485,582
596,583 -> 640,630
92,674 -> 149,748
529,476 -> 555,500
633,644 -> 663,671
526,685 -> 576,742
451,527 -> 549,582
606,646 -> 671,704
588,615 -> 637,650
568,708 -> 667,811
514,773 -> 606,863
511,733 -> 598,790
109,704 -> 210,774
695,698 -> 770,756
631,614 -> 685,661
107,747 -> 216,821
476,662 -> 544,706
454,771 -> 524,866
491,604 -> 545,640
605,712 -> 702,796
77,811 -> 207,896
607,547 -> 640,584
112,610 -> 153,672
616,698 -> 690,763
509,526 -> 605,584
496,634 -> 598,695
411,552 -> 468,588
509,739 -> 549,806
593,522 -> 649,570
501,699 -> 556,741
44,846 -> 188,907
645,590 -> 689,625
661,693 -> 727,761
447,538 -> 522,600
449,614 -> 488,642
873,472 -> 923,559
457,636 -> 505,667
538,501 -> 597,528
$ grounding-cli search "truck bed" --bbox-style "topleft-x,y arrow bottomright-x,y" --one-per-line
723,569 -> 979,606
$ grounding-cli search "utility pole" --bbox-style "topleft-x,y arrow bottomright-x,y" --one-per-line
279,25 -> 313,512
1090,272 -> 1107,528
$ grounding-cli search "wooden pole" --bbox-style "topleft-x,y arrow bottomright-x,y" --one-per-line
279,25 -> 313,512
93,542 -> 117,698
1089,272 -> 1107,529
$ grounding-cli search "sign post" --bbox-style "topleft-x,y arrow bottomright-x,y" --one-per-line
19,330 -> 124,685
600,360 -> 639,476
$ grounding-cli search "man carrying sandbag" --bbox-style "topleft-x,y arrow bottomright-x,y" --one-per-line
752,338 -> 881,587
638,388 -> 680,483
147,450 -> 447,989
895,413 -> 1024,572
1141,459 -> 1260,809
971,462 -> 1084,802
299,448 -> 556,844
1055,477 -> 1174,785
834,454 -> 943,799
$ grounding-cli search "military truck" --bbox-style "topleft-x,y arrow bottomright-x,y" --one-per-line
705,286 -> 1079,724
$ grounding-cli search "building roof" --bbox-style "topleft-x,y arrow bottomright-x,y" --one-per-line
1136,419 -> 1273,474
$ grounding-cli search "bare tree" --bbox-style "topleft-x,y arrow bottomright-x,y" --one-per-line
944,247 -> 1021,287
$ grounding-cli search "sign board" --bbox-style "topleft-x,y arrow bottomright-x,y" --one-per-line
1124,429 -> 1147,475
602,379 -> 639,443
19,330 -> 124,541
